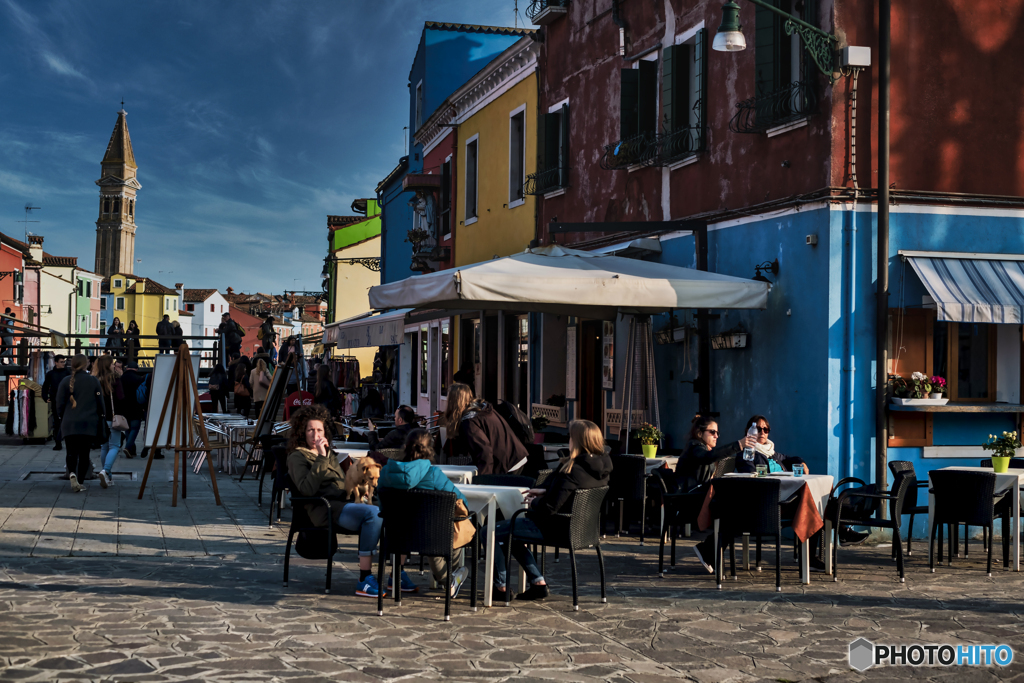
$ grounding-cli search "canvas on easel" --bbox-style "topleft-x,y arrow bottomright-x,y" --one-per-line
137,344 -> 222,507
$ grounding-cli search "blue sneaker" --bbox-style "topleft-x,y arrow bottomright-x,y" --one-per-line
355,575 -> 385,598
387,570 -> 419,593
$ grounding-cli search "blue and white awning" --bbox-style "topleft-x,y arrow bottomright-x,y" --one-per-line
904,251 -> 1024,323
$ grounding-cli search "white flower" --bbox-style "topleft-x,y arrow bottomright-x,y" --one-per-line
911,371 -> 927,381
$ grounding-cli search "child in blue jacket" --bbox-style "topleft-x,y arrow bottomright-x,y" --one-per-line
378,428 -> 472,598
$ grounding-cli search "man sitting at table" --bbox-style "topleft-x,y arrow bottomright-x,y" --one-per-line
492,419 -> 612,602
368,405 -> 418,451
377,428 -> 475,598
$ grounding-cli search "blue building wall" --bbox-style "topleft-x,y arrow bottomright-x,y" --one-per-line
378,160 -> 413,286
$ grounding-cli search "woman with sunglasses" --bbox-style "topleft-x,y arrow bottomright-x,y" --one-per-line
674,415 -> 756,493
733,415 -> 807,474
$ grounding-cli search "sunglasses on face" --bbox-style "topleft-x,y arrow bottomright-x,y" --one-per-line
756,425 -> 771,434
704,429 -> 719,436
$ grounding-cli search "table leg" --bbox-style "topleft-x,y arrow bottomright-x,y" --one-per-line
823,519 -> 833,575
484,497 -> 496,607
928,487 -> 936,571
742,534 -> 750,570
800,539 -> 810,584
713,519 -> 719,585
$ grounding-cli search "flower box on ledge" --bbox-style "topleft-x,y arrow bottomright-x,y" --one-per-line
891,397 -> 949,406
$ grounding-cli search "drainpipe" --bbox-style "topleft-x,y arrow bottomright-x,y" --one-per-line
611,0 -> 627,56
694,225 -> 710,415
875,0 -> 891,494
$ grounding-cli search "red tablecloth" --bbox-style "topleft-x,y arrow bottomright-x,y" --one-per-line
697,480 -> 824,542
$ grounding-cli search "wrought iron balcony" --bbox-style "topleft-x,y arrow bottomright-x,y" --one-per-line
599,133 -> 657,171
526,0 -> 569,25
524,167 -> 568,196
651,126 -> 704,166
729,80 -> 817,134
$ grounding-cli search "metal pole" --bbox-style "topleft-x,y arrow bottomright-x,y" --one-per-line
875,0 -> 891,494
694,225 -> 711,415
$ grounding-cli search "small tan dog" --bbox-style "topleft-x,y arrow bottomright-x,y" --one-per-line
344,458 -> 381,504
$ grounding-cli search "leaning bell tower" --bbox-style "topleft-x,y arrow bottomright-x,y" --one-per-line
94,108 -> 139,277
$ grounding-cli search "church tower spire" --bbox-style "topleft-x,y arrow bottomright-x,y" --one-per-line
94,108 -> 140,278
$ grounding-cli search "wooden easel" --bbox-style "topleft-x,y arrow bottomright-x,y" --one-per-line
137,344 -> 222,507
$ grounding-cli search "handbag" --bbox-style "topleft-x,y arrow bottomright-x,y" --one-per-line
234,380 -> 250,398
259,371 -> 271,389
109,392 -> 128,432
453,498 -> 476,549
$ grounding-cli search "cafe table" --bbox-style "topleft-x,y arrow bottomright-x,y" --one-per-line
928,467 -> 1024,571
702,472 -> 834,584
438,464 -> 477,485
454,483 -> 530,607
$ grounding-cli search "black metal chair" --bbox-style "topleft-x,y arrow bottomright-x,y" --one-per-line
474,474 -> 535,488
375,489 -> 478,621
707,477 -> 788,591
268,445 -> 290,527
888,461 -> 930,556
929,470 -> 1011,577
607,454 -> 648,543
504,486 -> 609,611
831,470 -> 914,583
282,495 -> 358,594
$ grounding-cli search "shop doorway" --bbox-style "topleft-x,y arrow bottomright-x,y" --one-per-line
577,319 -> 603,427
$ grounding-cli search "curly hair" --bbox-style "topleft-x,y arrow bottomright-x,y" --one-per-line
287,404 -> 334,452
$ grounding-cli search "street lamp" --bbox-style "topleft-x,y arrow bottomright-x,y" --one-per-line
712,0 -> 839,82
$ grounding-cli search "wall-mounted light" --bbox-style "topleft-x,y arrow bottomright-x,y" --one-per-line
752,259 -> 779,283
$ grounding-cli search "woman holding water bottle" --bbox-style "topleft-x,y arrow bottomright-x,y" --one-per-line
733,415 -> 808,474
674,415 -> 757,492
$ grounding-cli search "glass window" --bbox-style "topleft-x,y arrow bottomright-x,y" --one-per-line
411,331 -> 420,396
116,297 -> 125,310
113,279 -> 122,288
509,111 -> 525,203
440,321 -> 450,397
465,138 -> 478,220
934,321 -> 993,401
100,298 -> 107,310
420,325 -> 429,395
86,281 -> 91,298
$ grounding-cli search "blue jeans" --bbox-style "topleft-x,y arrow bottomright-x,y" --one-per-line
336,503 -> 382,557
494,518 -> 545,589
100,422 -> 121,474
124,419 -> 142,457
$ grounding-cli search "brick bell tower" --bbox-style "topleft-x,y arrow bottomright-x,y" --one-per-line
94,108 -> 139,277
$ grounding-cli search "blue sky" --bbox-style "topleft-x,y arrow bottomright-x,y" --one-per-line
0,0 -> 519,293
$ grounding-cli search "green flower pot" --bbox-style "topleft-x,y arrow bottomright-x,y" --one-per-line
992,456 -> 1011,473
642,444 -> 658,458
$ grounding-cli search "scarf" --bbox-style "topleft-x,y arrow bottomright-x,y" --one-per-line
753,439 -> 775,458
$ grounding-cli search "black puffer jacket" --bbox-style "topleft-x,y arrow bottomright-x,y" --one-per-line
674,438 -> 741,492
529,451 -> 613,524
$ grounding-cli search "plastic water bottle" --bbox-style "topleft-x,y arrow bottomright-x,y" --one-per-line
742,423 -> 758,461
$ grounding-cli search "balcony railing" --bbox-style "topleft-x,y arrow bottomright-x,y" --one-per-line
526,0 -> 569,24
524,167 -> 568,196
599,133 -> 657,171
650,126 -> 703,166
729,81 -> 817,134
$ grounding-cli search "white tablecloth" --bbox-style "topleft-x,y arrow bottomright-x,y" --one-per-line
438,464 -> 477,485
455,484 -> 529,519
723,472 -> 834,515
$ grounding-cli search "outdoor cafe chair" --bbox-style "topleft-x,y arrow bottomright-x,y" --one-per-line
831,469 -> 915,583
888,461 -> 931,556
375,489 -> 478,621
708,477 -> 790,591
929,470 -> 1011,577
282,493 -> 358,595
504,486 -> 609,611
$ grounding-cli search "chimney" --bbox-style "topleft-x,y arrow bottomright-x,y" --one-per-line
226,286 -> 234,294
27,235 -> 43,263
176,283 -> 184,311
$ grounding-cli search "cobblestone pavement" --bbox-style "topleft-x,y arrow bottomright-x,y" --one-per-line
1,443 -> 1023,682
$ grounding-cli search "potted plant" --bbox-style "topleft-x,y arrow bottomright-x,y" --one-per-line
531,412 -> 549,444
983,431 -> 1021,473
929,375 -> 946,399
889,372 -> 947,405
636,422 -> 663,458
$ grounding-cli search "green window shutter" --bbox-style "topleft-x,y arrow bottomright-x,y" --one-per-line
620,68 -> 639,139
801,0 -> 817,81
695,27 -> 707,147
661,45 -> 677,132
536,109 -> 548,174
637,60 -> 658,135
754,1 -> 778,95
559,103 -> 570,186
543,112 -> 560,174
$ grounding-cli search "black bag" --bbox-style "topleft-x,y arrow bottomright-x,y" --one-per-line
294,529 -> 337,560
495,399 -> 534,448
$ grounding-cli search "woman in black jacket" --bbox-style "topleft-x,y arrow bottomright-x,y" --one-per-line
55,354 -> 105,492
105,318 -> 125,358
492,419 -> 612,602
733,415 -> 807,474
674,415 -> 756,493
124,320 -> 140,364
441,383 -> 529,475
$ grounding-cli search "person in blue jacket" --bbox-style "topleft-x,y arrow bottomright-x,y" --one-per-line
378,428 -> 472,598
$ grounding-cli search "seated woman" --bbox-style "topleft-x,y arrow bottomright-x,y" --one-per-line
286,405 -> 385,598
675,415 -> 756,492
492,419 -> 612,602
377,428 -> 474,598
733,415 -> 807,474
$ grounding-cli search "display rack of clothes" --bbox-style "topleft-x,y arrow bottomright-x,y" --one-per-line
331,356 -> 360,391
360,382 -> 397,416
5,379 -> 50,440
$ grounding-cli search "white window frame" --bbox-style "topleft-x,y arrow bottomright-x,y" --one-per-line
508,104 -> 527,209
464,134 -> 479,225
113,278 -> 122,288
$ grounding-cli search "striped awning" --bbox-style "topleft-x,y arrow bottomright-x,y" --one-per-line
905,252 -> 1024,323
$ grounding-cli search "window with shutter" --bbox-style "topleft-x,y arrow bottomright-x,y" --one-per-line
601,62 -> 658,170
440,157 -> 451,236
526,103 -> 569,195
658,28 -> 707,165
465,137 -> 479,221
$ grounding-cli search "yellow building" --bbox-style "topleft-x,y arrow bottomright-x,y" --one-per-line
452,38 -> 539,266
107,273 -> 179,360
326,201 -> 382,372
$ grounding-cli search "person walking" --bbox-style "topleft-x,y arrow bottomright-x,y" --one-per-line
218,312 -> 243,360
170,320 -> 185,352
156,315 -> 174,354
124,320 -> 141,364
105,317 -> 125,359
42,354 -> 70,451
93,356 -> 124,488
259,315 -> 277,354
55,354 -> 105,493
249,358 -> 272,420
208,362 -> 230,413
233,360 -> 252,419
118,362 -> 146,459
